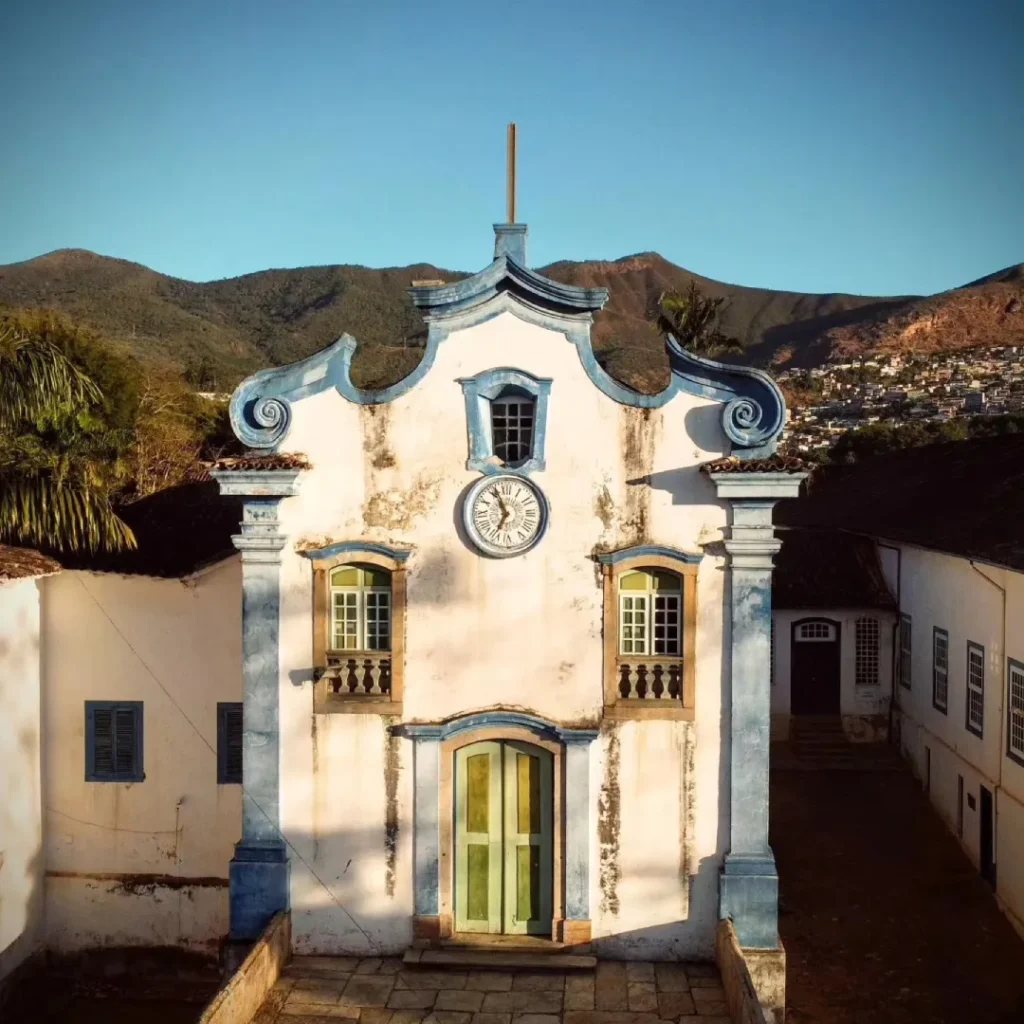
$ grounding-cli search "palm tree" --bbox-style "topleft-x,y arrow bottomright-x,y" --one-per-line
0,326 -> 135,552
655,280 -> 744,358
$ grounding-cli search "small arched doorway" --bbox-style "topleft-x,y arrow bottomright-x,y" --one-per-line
453,739 -> 553,935
791,618 -> 841,715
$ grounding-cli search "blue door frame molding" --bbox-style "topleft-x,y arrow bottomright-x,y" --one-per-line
394,711 -> 598,942
228,224 -> 785,461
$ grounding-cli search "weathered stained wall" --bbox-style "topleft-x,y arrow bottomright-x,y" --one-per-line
40,562 -> 243,951
891,543 -> 1024,938
276,310 -> 732,957
771,607 -> 896,740
0,578 -> 44,982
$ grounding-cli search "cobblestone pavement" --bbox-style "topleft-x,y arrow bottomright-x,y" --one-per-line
773,751 -> 1024,1024
252,958 -> 730,1024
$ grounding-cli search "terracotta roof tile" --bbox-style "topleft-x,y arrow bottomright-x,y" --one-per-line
702,454 -> 807,474
0,545 -> 62,581
211,452 -> 311,472
774,528 -> 895,610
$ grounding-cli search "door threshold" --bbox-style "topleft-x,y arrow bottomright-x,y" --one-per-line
404,946 -> 596,971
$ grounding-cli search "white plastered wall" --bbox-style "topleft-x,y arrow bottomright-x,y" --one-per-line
771,608 -> 896,740
39,562 -> 242,952
0,577 -> 45,981
890,542 -> 1024,937
275,310 -> 732,958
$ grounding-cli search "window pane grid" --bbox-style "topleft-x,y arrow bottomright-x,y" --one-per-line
652,594 -> 681,655
855,617 -> 880,686
900,614 -> 912,689
1009,664 -> 1024,760
797,621 -> 835,642
492,397 -> 535,465
966,644 -> 984,735
330,567 -> 392,652
620,595 -> 648,655
933,629 -> 949,711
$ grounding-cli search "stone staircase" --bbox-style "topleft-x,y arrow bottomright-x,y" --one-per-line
789,715 -> 856,769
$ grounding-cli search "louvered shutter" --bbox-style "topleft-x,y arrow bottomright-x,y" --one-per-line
92,708 -> 115,776
114,708 -> 138,778
218,702 -> 243,784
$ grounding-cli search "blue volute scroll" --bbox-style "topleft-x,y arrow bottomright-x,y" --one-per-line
228,224 -> 787,458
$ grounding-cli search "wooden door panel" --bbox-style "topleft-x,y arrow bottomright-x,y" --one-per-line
503,743 -> 553,935
455,742 -> 502,933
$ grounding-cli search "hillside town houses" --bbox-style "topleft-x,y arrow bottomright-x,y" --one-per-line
779,345 -> 1024,455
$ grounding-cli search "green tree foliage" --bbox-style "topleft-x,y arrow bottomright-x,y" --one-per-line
0,321 -> 135,552
654,280 -> 744,358
0,309 -> 235,554
825,414 -> 1024,464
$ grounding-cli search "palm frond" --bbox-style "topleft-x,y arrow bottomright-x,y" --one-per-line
0,472 -> 136,553
0,326 -> 101,432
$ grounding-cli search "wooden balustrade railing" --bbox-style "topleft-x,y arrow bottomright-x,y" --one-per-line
615,656 -> 684,701
317,651 -> 393,698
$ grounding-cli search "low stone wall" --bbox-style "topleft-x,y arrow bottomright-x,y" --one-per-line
715,919 -> 782,1024
198,913 -> 291,1024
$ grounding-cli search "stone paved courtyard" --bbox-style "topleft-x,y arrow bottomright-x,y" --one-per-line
251,958 -> 730,1024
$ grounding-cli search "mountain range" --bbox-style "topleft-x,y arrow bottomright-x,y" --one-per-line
1,248 -> 1022,394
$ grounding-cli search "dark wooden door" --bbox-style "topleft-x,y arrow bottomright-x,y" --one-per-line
791,619 -> 841,715
980,785 -> 996,886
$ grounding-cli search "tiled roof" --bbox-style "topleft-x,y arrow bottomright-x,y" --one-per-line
702,454 -> 807,474
776,434 -> 1024,572
57,482 -> 242,578
211,452 -> 311,472
774,527 -> 895,610
0,545 -> 62,581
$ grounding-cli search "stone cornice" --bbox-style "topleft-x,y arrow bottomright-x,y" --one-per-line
707,471 -> 807,501
210,469 -> 302,498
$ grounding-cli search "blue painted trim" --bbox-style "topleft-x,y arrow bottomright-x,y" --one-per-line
85,701 -> 144,783
299,540 -> 413,563
457,367 -> 552,474
1007,658 -> 1024,768
396,710 -> 599,746
596,544 -> 703,567
227,240 -> 786,459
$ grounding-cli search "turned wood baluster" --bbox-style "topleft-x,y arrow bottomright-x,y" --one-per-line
368,658 -> 382,695
353,659 -> 367,693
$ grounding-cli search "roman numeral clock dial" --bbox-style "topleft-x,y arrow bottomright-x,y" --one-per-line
463,474 -> 548,558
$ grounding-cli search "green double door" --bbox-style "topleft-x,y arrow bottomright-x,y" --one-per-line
454,740 -> 553,935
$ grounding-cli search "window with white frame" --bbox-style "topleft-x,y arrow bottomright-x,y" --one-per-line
796,621 -> 837,642
855,617 -> 880,686
618,569 -> 682,656
329,564 -> 392,651
932,627 -> 949,713
491,393 -> 535,466
899,614 -> 912,689
966,642 -> 984,737
1008,659 -> 1024,765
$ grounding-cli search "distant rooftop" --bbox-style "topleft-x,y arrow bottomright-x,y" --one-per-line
777,434 -> 1024,571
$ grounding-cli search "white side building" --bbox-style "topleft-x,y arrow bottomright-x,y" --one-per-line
779,436 -> 1024,937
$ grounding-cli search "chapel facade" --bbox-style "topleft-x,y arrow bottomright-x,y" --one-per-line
211,220 -> 803,961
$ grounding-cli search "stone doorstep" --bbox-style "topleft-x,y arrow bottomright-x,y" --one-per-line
407,950 -> 597,973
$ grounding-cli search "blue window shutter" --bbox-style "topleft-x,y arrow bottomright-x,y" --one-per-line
217,702 -> 243,784
86,702 -> 143,782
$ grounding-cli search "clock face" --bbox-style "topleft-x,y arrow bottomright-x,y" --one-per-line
464,474 -> 548,558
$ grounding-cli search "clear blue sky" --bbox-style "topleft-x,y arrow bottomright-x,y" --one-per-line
2,0 -> 1022,296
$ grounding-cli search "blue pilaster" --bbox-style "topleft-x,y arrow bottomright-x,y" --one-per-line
708,473 -> 806,950
211,468 -> 302,941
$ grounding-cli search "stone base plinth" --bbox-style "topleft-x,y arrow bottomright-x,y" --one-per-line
229,848 -> 290,942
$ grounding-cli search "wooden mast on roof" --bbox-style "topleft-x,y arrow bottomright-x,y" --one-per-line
507,122 -> 517,223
